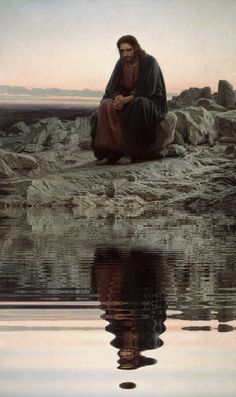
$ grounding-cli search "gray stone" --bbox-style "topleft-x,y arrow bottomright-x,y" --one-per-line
9,121 -> 31,135
168,87 -> 212,108
196,98 -> 226,112
79,139 -> 92,150
0,149 -> 38,170
66,133 -> 80,146
215,110 -> 236,138
174,107 -> 218,145
31,128 -> 48,145
106,181 -> 116,198
216,80 -> 235,107
127,174 -> 137,182
46,129 -> 68,146
0,158 -> 14,178
167,144 -> 187,157
225,145 -> 235,155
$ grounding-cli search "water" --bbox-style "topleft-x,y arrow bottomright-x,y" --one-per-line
0,210 -> 235,396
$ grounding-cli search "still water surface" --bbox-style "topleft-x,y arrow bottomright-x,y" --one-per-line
0,211 -> 235,396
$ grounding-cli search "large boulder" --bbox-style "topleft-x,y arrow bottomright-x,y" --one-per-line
168,87 -> 212,109
215,110 -> 236,139
141,112 -> 177,158
216,80 -> 235,107
0,149 -> 38,170
174,107 -> 218,145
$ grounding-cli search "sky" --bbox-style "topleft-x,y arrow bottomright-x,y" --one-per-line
1,0 -> 236,94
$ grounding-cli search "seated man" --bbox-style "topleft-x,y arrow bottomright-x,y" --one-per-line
90,35 -> 169,165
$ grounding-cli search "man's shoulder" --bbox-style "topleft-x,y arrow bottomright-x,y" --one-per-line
140,53 -> 159,67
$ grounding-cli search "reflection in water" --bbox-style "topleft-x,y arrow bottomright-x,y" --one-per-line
93,247 -> 167,370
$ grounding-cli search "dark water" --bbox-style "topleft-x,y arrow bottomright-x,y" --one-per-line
0,211 -> 235,396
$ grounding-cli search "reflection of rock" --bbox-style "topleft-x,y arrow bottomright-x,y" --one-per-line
93,248 -> 167,370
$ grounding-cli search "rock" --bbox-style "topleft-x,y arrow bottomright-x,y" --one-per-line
9,121 -> 31,135
46,117 -> 66,132
79,139 -> 92,150
0,158 -> 14,178
0,149 -> 38,170
46,129 -> 68,146
225,145 -> 235,155
23,144 -> 44,153
66,133 -> 80,146
167,144 -> 187,157
105,181 -> 116,198
168,87 -> 212,109
174,107 -> 218,145
159,112 -> 177,147
31,128 -> 48,145
142,112 -> 177,158
196,98 -> 226,112
216,80 -> 235,107
215,110 -> 236,138
127,174 -> 137,182
218,136 -> 236,144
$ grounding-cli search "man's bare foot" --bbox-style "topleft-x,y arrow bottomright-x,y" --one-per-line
96,157 -> 109,165
116,155 -> 132,165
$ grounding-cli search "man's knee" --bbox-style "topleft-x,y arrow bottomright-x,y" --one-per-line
132,97 -> 148,107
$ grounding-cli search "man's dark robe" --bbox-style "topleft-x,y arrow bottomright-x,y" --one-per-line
91,53 -> 168,159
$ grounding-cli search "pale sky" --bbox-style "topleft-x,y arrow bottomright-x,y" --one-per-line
1,0 -> 236,93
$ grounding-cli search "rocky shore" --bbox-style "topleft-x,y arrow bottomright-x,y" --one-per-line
0,79 -> 235,218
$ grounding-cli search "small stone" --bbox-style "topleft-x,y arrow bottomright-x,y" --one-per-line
127,174 -> 136,182
225,145 -> 235,155
105,181 -> 116,198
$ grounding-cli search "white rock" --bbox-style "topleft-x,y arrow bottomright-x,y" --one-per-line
174,107 -> 218,145
0,149 -> 38,170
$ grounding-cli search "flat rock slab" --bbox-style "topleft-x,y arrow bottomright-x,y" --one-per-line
0,144 -> 235,217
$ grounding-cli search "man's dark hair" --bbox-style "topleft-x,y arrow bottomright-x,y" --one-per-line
116,35 -> 146,57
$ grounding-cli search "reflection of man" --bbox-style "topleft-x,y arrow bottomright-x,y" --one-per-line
91,35 -> 168,165
92,248 -> 167,370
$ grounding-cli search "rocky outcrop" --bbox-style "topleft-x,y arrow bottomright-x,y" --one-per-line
174,107 -> 218,145
4,116 -> 90,153
215,110 -> 236,139
216,80 -> 236,108
168,87 -> 212,109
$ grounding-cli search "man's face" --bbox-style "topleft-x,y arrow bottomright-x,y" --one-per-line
119,43 -> 135,62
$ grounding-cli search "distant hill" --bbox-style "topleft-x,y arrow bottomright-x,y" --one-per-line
0,85 -> 103,98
